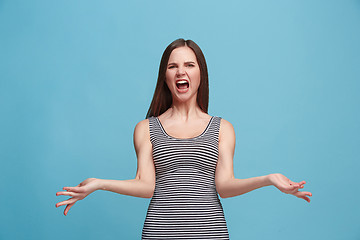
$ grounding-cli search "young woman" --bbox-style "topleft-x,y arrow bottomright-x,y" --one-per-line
56,39 -> 312,239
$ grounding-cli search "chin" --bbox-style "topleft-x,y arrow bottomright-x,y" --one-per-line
173,93 -> 197,103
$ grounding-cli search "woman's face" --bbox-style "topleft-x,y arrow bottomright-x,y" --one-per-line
165,46 -> 201,103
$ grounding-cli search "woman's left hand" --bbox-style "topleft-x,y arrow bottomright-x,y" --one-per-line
56,178 -> 100,215
268,173 -> 312,202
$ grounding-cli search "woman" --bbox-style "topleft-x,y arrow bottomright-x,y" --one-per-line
56,39 -> 312,239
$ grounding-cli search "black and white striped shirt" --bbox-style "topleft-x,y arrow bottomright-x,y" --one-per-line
142,116 -> 229,239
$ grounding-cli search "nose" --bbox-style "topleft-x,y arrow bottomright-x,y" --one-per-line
176,66 -> 186,76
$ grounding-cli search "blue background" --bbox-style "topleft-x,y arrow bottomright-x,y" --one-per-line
1,0 -> 359,239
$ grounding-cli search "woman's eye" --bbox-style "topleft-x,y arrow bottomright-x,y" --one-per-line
187,64 -> 195,67
168,66 -> 176,69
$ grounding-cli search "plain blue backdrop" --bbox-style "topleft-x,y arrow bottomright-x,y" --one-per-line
1,0 -> 359,239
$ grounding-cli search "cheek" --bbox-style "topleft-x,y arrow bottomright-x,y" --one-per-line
192,70 -> 201,87
165,69 -> 175,80
165,71 -> 172,87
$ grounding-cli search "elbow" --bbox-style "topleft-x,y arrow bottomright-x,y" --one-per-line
218,192 -> 226,198
218,191 -> 231,199
144,182 -> 155,198
216,186 -> 231,199
144,190 -> 154,198
216,177 -> 237,199
216,181 -> 236,199
136,177 -> 155,198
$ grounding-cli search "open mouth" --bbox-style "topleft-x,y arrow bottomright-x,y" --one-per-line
176,80 -> 189,90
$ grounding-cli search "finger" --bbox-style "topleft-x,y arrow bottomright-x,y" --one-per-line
302,192 -> 312,202
56,191 -> 77,197
302,196 -> 310,202
304,191 -> 312,197
56,198 -> 77,208
297,181 -> 306,188
63,186 -> 85,193
291,180 -> 307,187
64,203 -> 75,216
293,191 -> 312,200
296,191 -> 312,196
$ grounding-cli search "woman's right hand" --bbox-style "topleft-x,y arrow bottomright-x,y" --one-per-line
56,178 -> 100,216
268,173 -> 312,202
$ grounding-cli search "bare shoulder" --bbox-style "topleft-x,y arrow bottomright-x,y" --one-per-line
219,118 -> 235,142
134,118 -> 150,132
219,118 -> 235,134
133,119 -> 150,145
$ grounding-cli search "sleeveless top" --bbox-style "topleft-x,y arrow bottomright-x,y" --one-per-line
142,116 -> 230,240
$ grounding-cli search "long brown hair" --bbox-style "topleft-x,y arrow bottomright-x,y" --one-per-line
146,39 -> 209,118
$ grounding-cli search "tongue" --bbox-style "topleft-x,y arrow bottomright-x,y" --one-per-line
177,83 -> 189,89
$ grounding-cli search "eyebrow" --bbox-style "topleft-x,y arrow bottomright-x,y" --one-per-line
167,61 -> 196,66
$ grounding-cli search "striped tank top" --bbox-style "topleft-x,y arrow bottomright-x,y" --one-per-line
142,116 -> 229,239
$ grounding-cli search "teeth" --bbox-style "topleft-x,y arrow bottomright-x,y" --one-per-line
176,80 -> 188,84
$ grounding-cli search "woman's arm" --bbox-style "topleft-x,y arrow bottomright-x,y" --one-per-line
55,119 -> 156,215
215,119 -> 312,202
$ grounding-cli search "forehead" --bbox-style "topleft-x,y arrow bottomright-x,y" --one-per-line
168,46 -> 197,63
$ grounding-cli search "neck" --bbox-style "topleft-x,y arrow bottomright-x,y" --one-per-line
169,95 -> 203,121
